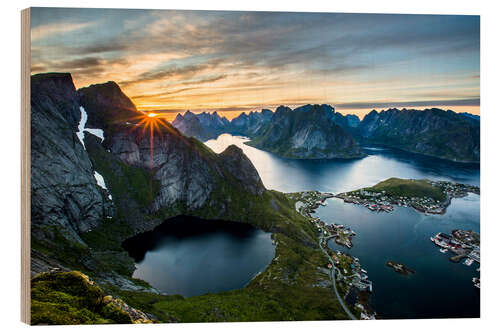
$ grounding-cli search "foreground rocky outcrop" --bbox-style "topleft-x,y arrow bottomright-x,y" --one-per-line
31,270 -> 154,325
247,104 -> 365,159
357,108 -> 480,163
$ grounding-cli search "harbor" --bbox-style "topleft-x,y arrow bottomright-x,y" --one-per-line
312,192 -> 480,319
430,230 -> 480,271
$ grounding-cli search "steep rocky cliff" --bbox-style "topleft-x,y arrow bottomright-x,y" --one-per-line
31,73 -> 113,246
246,104 -> 365,159
30,73 -> 312,284
77,83 -> 270,229
358,108 -> 480,163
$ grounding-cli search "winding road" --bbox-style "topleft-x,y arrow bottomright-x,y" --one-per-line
319,235 -> 357,320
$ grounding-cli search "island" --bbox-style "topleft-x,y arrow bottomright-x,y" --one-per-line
336,178 -> 479,215
386,261 -> 416,276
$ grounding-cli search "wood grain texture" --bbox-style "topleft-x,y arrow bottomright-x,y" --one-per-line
21,7 -> 31,325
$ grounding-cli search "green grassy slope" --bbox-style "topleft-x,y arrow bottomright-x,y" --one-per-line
365,177 -> 446,201
31,271 -> 133,325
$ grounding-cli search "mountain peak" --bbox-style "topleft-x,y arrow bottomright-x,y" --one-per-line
78,80 -> 141,131
220,145 -> 265,195
31,72 -> 80,127
173,113 -> 184,123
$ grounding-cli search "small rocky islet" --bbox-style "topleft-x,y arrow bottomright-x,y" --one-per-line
386,261 -> 416,276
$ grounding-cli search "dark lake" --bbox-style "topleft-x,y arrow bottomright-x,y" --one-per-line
123,216 -> 275,297
205,134 -> 480,319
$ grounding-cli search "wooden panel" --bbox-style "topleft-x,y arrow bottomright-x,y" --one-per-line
20,7 -> 31,325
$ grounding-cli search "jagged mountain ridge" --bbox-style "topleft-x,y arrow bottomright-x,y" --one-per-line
172,108 -> 274,140
230,109 -> 274,137
171,104 -> 479,162
172,105 -> 359,142
357,108 -> 480,162
246,104 -> 365,159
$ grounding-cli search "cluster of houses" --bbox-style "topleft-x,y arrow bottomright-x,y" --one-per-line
337,180 -> 480,216
294,191 -> 334,217
337,190 -> 395,213
431,232 -> 460,249
334,251 -> 375,319
431,230 -> 480,272
313,217 -> 356,249
339,188 -> 447,214
294,190 -> 376,319
430,181 -> 480,197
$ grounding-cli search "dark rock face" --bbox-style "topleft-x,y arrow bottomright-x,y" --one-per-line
459,112 -> 480,123
219,145 -> 265,195
247,104 -> 365,159
345,114 -> 361,128
78,81 -> 141,131
358,108 -> 480,163
76,78 -> 269,223
229,109 -> 273,137
105,124 -> 219,214
30,73 -> 113,245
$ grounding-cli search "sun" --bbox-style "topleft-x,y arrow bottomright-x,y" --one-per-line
147,112 -> 158,118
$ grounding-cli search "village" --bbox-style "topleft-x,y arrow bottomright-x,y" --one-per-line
290,190 -> 376,320
336,180 -> 480,215
430,229 -> 480,288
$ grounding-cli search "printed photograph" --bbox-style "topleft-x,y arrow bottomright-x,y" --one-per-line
28,7 -> 479,324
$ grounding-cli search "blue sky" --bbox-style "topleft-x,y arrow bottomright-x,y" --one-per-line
31,8 -> 480,118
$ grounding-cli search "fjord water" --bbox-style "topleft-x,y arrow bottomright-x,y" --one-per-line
205,134 -> 479,193
316,196 -> 479,319
123,216 -> 275,297
205,134 -> 480,319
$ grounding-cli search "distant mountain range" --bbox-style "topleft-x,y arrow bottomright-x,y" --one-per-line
172,108 -> 274,140
246,105 -> 364,159
358,108 -> 480,163
171,104 -> 479,162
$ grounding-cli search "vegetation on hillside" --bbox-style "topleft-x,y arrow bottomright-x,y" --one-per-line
364,177 -> 446,201
31,271 -> 133,325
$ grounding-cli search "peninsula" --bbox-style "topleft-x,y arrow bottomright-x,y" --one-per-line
335,178 -> 479,215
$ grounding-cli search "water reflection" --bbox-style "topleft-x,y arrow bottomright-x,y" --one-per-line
123,216 -> 275,297
205,134 -> 479,193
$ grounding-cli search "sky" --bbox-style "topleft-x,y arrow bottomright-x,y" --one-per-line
31,8 -> 480,120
